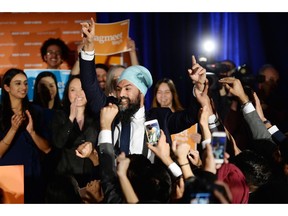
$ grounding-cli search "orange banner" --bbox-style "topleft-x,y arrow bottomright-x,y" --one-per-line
0,165 -> 24,203
94,19 -> 130,56
0,12 -> 95,75
171,124 -> 198,150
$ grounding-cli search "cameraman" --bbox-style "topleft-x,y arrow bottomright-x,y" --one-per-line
203,59 -> 236,121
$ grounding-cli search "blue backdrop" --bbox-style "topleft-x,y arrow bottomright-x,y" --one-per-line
96,12 -> 287,109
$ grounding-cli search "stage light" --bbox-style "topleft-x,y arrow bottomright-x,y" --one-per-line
199,56 -> 207,62
202,39 -> 217,55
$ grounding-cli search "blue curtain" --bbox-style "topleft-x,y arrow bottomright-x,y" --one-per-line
96,13 -> 265,108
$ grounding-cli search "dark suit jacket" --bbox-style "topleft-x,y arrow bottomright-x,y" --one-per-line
79,55 -> 200,153
48,109 -> 99,186
97,142 -> 124,203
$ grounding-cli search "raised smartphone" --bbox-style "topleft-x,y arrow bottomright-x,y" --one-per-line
211,131 -> 227,164
144,119 -> 161,146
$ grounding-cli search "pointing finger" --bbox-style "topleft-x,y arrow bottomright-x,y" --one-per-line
192,55 -> 196,66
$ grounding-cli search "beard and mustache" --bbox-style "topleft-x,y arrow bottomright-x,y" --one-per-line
117,95 -> 141,124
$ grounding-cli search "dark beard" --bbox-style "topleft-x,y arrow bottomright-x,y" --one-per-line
118,96 -> 141,124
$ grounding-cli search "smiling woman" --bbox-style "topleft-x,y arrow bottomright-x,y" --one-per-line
0,68 -> 52,203
47,74 -> 100,190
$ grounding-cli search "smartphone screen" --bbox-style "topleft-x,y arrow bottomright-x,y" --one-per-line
211,132 -> 227,164
144,119 -> 161,146
190,193 -> 211,204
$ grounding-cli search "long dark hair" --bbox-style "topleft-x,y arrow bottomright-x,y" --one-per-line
0,68 -> 30,131
152,78 -> 184,111
33,71 -> 62,109
61,74 -> 92,116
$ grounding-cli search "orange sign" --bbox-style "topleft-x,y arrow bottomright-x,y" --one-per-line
0,165 -> 24,203
94,19 -> 130,56
0,12 -> 95,75
171,124 -> 198,150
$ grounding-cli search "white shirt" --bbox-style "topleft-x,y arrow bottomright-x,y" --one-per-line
98,106 -> 155,162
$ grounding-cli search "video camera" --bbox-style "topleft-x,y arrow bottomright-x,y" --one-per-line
200,61 -> 265,90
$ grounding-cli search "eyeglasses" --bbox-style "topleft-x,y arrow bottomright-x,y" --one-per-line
46,50 -> 62,56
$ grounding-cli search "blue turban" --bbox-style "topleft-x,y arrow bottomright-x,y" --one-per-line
117,65 -> 153,95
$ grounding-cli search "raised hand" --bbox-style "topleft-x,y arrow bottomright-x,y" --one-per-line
80,17 -> 95,52
116,152 -> 131,177
194,79 -> 214,115
198,105 -> 212,142
218,77 -> 249,104
147,130 -> 173,166
188,55 -> 206,88
253,91 -> 265,121
75,141 -> 93,158
188,149 -> 202,168
127,38 -> 136,52
100,103 -> 119,130
171,140 -> 191,166
201,143 -> 217,174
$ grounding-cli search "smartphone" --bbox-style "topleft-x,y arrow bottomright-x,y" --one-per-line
190,193 -> 211,204
211,131 -> 227,164
144,119 -> 161,146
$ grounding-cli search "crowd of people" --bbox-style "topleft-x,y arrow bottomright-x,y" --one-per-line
1,17 -> 288,204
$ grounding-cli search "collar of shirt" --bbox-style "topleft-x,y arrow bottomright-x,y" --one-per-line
130,106 -> 145,154
132,106 -> 145,121
114,106 -> 146,154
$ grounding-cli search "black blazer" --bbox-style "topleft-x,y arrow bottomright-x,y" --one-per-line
98,142 -> 124,203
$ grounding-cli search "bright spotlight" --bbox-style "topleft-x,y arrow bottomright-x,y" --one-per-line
202,39 -> 216,55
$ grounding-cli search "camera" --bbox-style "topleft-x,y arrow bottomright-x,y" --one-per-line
200,60 -> 265,90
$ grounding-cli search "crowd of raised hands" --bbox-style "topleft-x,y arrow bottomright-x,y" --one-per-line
2,17 -> 288,204
47,19 -> 288,203
94,47 -> 288,203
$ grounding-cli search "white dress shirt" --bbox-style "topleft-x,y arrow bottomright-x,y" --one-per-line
98,106 -> 155,162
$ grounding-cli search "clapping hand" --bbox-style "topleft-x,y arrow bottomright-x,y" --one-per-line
11,113 -> 25,132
